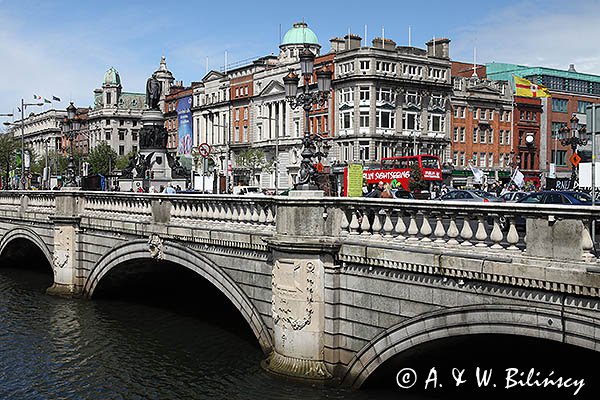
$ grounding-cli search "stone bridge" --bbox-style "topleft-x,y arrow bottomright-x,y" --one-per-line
0,190 -> 599,387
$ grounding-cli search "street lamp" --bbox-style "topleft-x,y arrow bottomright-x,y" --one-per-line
62,102 -> 81,188
283,47 -> 333,190
558,114 -> 588,189
3,100 -> 43,189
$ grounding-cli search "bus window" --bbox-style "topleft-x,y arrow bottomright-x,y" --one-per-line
421,157 -> 440,169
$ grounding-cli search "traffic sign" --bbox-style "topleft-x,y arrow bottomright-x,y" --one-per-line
198,143 -> 211,158
570,152 -> 581,168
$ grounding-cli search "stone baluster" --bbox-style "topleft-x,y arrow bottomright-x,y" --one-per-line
340,209 -> 350,235
460,215 -> 473,246
419,211 -> 433,242
433,213 -> 446,244
394,210 -> 407,240
251,204 -> 260,224
266,206 -> 275,225
490,215 -> 504,250
348,210 -> 360,235
224,203 -> 232,221
582,220 -> 595,261
447,215 -> 460,245
371,210 -> 383,237
506,217 -> 520,251
382,210 -> 393,237
360,209 -> 371,236
474,215 -> 488,247
406,211 -> 419,241
258,204 -> 267,224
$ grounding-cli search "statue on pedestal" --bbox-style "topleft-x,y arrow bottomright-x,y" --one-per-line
146,73 -> 161,110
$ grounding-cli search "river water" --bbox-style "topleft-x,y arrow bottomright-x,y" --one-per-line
0,264 -> 597,400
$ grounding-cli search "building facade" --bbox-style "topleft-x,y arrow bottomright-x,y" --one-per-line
449,74 -> 514,186
331,35 -> 453,166
487,62 -> 600,182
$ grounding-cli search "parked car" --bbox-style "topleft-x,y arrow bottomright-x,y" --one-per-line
438,189 -> 504,202
500,191 -> 528,203
392,189 -> 415,199
517,190 -> 594,205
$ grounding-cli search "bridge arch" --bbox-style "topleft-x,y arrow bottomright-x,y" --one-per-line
83,239 -> 272,353
343,304 -> 600,388
0,227 -> 53,268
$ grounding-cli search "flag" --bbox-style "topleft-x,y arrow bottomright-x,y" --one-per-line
52,96 -> 61,101
512,168 -> 525,188
43,98 -> 51,104
470,164 -> 484,183
33,94 -> 42,100
514,75 -> 551,98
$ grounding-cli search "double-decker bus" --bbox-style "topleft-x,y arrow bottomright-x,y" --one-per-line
346,154 -> 442,195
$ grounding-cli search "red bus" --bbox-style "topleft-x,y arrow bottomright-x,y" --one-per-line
362,154 -> 442,191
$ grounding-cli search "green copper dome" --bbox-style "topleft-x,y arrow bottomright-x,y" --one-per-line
281,22 -> 319,46
103,67 -> 121,86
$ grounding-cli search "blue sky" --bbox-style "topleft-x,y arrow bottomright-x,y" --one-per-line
1,0 -> 599,120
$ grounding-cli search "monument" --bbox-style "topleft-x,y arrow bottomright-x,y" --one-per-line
119,72 -> 189,192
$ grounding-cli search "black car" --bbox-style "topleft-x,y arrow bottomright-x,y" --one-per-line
392,189 -> 415,199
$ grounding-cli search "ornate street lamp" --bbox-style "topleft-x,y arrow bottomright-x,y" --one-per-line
62,102 -> 81,188
283,47 -> 333,190
558,114 -> 588,189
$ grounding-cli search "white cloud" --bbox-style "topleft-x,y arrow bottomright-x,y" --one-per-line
451,1 -> 600,74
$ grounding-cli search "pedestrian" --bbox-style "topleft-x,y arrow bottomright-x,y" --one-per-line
381,183 -> 393,198
367,181 -> 384,198
163,183 -> 176,194
136,182 -> 144,193
149,186 -> 157,193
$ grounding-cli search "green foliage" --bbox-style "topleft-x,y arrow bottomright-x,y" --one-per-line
87,142 -> 117,175
408,162 -> 427,192
0,134 -> 19,184
116,150 -> 137,171
235,148 -> 274,184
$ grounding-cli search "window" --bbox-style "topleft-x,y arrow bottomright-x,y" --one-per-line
133,121 -> 137,127
552,98 -> 568,113
453,151 -> 458,166
106,119 -> 111,126
461,108 -> 466,118
377,110 -> 395,129
577,101 -> 593,114
405,91 -> 418,105
340,88 -> 354,103
488,129 -> 494,143
360,111 -> 369,128
429,68 -> 446,79
453,127 -> 459,142
340,62 -> 355,74
505,130 -> 511,144
472,152 -> 478,165
480,129 -> 486,143
499,130 -> 504,145
132,145 -> 138,154
428,114 -> 444,132
473,108 -> 478,119
243,108 -> 248,119
460,152 -> 465,167
505,111 -> 511,122
105,131 -> 111,140
552,150 -> 567,166
402,112 -> 419,130
106,92 -> 111,105
132,131 -> 138,141
403,64 -> 421,76
488,153 -> 494,167
294,119 -> 300,136
360,60 -> 370,71
359,87 -> 370,102
119,145 -> 124,156
473,128 -> 478,143
376,87 -> 394,103
489,110 -> 494,120
119,120 -> 124,126
376,61 -> 395,73
480,152 -> 486,168
453,106 -> 459,118
481,110 -> 487,120
460,127 -> 466,142
359,141 -> 370,161
340,111 -> 353,129
119,130 -> 125,141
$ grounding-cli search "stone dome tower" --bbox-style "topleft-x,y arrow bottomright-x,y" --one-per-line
153,56 -> 175,112
102,66 -> 122,108
279,22 -> 321,63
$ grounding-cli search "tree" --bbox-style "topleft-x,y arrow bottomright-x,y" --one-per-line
235,148 -> 274,185
0,134 -> 19,187
87,142 -> 117,176
408,162 -> 427,192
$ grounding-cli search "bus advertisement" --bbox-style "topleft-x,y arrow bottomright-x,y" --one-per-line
343,154 -> 442,195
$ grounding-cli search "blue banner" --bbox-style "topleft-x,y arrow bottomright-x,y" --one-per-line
177,96 -> 193,157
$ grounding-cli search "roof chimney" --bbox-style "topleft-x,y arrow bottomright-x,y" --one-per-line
568,64 -> 576,72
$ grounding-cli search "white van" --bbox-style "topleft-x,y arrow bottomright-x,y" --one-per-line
232,186 -> 263,196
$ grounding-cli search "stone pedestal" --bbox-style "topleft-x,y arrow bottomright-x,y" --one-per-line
263,198 -> 342,381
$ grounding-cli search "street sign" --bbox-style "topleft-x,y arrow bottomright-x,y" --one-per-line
198,143 -> 211,158
570,152 -> 581,168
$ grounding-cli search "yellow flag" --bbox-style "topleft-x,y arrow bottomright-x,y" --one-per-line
514,75 -> 551,98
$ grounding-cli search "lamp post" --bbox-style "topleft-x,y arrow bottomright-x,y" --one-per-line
283,47 -> 332,190
62,102 -> 81,188
4,100 -> 43,189
558,114 -> 588,189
